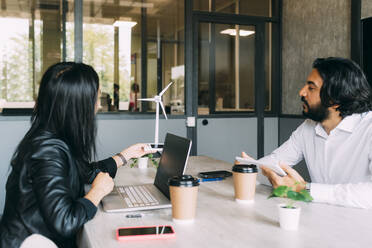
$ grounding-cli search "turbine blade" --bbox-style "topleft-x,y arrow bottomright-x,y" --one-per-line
137,98 -> 155,102
159,81 -> 173,96
159,101 -> 168,120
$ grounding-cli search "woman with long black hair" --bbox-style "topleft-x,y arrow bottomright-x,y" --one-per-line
0,62 -> 151,247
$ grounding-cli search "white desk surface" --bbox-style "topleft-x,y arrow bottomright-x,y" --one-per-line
78,156 -> 372,248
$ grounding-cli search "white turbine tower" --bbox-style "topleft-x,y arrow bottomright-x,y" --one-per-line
137,82 -> 173,145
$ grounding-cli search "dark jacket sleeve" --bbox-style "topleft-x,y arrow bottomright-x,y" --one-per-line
29,141 -> 97,238
85,157 -> 117,184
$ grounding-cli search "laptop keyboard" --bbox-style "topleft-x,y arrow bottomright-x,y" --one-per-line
116,185 -> 159,208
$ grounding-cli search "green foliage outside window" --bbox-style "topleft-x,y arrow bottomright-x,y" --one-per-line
1,19 -> 130,104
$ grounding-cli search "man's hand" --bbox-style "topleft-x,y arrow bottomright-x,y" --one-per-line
261,164 -> 306,192
241,151 -> 255,160
234,151 -> 255,164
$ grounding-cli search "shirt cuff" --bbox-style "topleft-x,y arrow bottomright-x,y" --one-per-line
97,157 -> 117,178
78,198 -> 97,220
310,183 -> 334,203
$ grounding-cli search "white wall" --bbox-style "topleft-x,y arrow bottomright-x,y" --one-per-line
0,118 -> 31,215
264,117 -> 278,155
95,118 -> 187,159
196,117 -> 278,163
279,117 -> 311,182
197,118 -> 258,163
0,117 -> 187,214
0,116 -> 279,215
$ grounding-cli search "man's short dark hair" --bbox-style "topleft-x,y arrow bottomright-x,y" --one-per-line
313,57 -> 372,118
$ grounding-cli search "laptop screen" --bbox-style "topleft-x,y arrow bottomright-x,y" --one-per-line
153,133 -> 192,199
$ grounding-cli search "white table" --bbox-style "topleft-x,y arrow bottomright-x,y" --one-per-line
79,156 -> 372,248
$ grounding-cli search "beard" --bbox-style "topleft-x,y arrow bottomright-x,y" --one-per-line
301,97 -> 329,122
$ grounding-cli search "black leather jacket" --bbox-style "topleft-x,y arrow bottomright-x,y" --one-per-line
0,131 -> 117,248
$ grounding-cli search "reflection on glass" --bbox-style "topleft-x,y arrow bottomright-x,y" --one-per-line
83,23 -> 115,112
116,21 -> 136,111
146,0 -> 185,115
265,22 -> 272,111
0,0 -> 185,114
147,41 -> 157,103
198,22 -> 256,114
82,0 -> 140,112
193,0 -> 272,17
198,23 -> 210,115
0,1 -> 72,109
216,24 -> 255,111
0,18 -> 33,102
81,0 -> 184,113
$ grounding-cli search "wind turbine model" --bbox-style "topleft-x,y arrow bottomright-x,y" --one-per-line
137,82 -> 173,145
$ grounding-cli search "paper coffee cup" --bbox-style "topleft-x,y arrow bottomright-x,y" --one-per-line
232,164 -> 258,203
137,157 -> 148,169
168,175 -> 199,223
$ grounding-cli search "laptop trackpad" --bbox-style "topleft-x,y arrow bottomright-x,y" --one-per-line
101,191 -> 126,211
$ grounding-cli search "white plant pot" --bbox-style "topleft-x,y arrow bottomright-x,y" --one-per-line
277,203 -> 301,230
137,157 -> 148,169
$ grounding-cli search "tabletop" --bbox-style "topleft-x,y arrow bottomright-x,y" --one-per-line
78,156 -> 372,248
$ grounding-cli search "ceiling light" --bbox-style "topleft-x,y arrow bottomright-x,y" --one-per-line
220,29 -> 255,37
113,20 -> 137,28
121,1 -> 154,8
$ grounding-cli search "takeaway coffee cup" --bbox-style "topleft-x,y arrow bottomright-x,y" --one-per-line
232,164 -> 258,203
168,175 -> 199,223
137,157 -> 148,169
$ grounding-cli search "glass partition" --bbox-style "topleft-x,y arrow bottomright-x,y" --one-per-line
198,22 -> 256,114
0,0 -> 73,109
0,0 -> 184,114
82,0 -> 184,114
193,0 -> 273,17
0,0 -> 275,115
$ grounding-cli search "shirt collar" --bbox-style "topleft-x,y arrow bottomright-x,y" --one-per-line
314,113 -> 362,138
335,114 -> 361,133
315,123 -> 328,138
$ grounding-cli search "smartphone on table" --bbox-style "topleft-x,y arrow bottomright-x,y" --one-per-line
116,225 -> 175,241
198,170 -> 232,179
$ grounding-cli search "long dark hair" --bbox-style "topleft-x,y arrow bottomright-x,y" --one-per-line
313,57 -> 372,118
11,62 -> 99,176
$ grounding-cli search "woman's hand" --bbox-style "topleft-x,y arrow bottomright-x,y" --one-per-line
113,143 -> 154,168
121,143 -> 154,161
84,172 -> 114,206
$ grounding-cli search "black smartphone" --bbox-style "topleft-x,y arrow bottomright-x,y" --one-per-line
198,170 -> 232,179
144,143 -> 164,152
150,143 -> 164,149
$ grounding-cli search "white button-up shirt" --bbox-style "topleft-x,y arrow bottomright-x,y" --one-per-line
258,111 -> 372,209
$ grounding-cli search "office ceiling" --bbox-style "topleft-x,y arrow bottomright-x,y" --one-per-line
0,0 -> 182,18
0,0 -> 184,38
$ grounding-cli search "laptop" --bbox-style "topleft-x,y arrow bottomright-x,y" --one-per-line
102,133 -> 192,212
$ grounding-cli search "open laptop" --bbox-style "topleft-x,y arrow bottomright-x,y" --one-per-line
102,133 -> 192,212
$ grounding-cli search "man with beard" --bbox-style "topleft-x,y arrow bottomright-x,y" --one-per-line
241,57 -> 372,208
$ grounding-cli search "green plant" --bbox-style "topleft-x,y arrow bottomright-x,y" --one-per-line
269,183 -> 313,209
130,153 -> 159,168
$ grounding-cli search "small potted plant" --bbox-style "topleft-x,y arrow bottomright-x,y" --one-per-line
130,153 -> 159,169
269,184 -> 313,230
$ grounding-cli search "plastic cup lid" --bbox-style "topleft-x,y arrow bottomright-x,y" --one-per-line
168,175 -> 199,187
232,164 -> 258,173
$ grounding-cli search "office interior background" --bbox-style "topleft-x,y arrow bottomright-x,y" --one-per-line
0,0 -> 371,215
